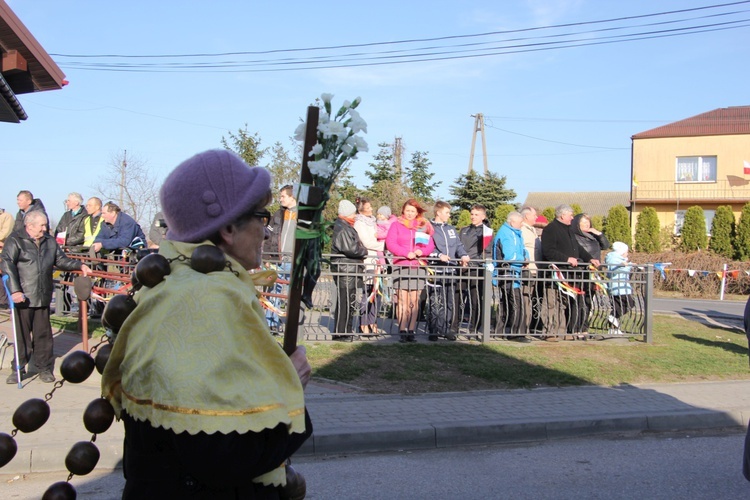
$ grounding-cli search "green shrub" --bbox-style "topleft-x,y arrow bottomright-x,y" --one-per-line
679,205 -> 707,251
708,205 -> 735,258
542,207 -> 555,222
604,205 -> 631,247
492,204 -> 515,232
735,203 -> 750,260
456,209 -> 471,229
634,207 -> 661,253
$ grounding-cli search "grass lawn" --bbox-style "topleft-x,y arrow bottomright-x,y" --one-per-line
304,315 -> 750,394
52,314 -> 750,395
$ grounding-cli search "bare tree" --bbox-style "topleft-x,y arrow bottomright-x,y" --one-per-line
95,150 -> 159,230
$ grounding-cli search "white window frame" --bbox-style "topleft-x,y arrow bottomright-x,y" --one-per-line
675,156 -> 717,183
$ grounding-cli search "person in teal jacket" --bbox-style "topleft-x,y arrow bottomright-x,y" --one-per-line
493,211 -> 529,342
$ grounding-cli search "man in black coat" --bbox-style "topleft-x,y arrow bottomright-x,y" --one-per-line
458,204 -> 493,333
13,190 -> 48,235
54,192 -> 87,248
540,204 -> 598,339
1,211 -> 91,383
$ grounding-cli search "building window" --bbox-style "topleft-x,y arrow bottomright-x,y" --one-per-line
674,209 -> 715,235
675,156 -> 716,183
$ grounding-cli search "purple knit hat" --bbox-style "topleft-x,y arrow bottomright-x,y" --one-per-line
160,149 -> 271,243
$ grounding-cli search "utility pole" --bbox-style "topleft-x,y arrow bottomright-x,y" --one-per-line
393,136 -> 403,177
468,113 -> 488,175
120,149 -> 127,208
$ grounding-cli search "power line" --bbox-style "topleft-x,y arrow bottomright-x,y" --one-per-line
483,123 -> 630,150
50,1 -> 750,59
50,2 -> 750,73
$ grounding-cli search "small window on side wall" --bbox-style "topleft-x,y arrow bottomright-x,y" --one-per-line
675,156 -> 716,183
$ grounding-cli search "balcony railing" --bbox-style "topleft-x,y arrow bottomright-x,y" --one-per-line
633,179 -> 750,202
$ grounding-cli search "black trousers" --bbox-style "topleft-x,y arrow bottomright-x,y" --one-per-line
496,286 -> 524,335
427,279 -> 457,334
12,306 -> 54,372
333,276 -> 360,334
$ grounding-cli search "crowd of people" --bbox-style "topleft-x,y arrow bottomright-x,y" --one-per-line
321,200 -> 637,342
0,190 -> 153,383
1,185 -> 638,351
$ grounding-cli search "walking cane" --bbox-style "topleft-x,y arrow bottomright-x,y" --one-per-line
2,275 -> 23,389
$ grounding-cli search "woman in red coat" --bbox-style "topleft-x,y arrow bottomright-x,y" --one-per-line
385,199 -> 435,342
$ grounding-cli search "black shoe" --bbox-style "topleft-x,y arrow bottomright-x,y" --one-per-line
428,335 -> 438,342
445,334 -> 457,341
399,331 -> 408,343
6,370 -> 24,384
407,332 -> 417,343
39,370 -> 56,383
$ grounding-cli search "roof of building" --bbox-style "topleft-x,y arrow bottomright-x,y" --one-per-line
0,0 -> 66,123
631,106 -> 750,140
522,192 -> 630,218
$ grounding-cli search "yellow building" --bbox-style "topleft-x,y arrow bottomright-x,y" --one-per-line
631,106 -> 750,235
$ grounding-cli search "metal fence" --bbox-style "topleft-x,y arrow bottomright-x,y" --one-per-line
52,251 -> 653,343
263,255 -> 653,343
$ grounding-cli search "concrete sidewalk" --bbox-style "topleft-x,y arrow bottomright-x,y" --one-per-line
0,321 -> 749,475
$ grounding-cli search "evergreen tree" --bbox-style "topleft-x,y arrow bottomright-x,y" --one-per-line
679,205 -> 707,251
634,207 -> 661,253
405,151 -> 440,202
571,203 -> 583,216
449,170 -> 516,216
221,125 -> 267,167
456,209 -> 471,229
591,215 -> 604,231
735,203 -> 750,260
604,205 -> 632,247
266,141 -> 300,197
492,204 -> 516,232
542,207 -> 555,223
365,142 -> 399,186
708,205 -> 735,258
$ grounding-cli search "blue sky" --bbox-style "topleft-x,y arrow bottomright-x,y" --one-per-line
3,0 -> 749,223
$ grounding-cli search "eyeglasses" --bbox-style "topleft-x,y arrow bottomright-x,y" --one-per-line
251,210 -> 271,226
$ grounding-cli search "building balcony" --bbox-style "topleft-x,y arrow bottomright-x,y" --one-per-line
632,179 -> 750,204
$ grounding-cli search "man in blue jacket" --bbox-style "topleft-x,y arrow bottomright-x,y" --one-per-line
493,211 -> 529,342
91,202 -> 146,254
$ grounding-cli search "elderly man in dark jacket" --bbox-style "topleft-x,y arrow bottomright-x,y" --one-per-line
540,204 -> 598,340
54,192 -> 87,248
1,211 -> 91,383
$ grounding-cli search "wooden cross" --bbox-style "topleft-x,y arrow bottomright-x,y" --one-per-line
283,106 -> 320,356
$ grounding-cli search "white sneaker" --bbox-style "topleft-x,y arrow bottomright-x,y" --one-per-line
607,315 -> 619,328
608,328 -> 624,335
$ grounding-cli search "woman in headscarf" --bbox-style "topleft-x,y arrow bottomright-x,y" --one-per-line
571,213 -> 609,339
385,199 -> 435,342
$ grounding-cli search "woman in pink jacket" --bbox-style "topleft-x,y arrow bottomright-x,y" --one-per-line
385,199 -> 435,342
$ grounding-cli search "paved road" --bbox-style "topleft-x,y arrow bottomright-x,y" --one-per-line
3,430 -> 748,499
653,297 -> 746,320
